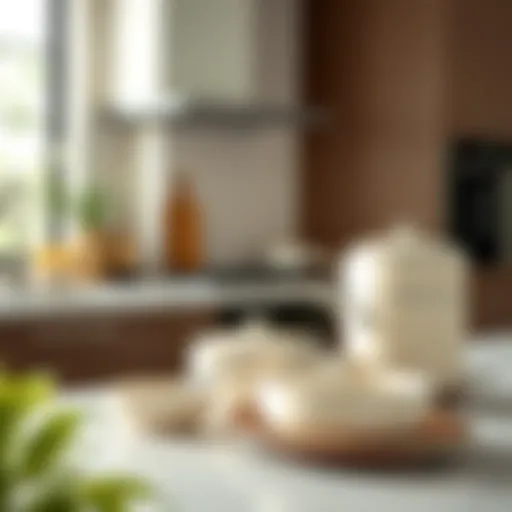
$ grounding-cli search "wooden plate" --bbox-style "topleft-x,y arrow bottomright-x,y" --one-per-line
252,409 -> 467,468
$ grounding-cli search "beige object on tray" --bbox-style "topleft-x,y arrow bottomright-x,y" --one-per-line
256,359 -> 433,436
118,377 -> 206,436
188,320 -> 325,435
188,320 -> 322,386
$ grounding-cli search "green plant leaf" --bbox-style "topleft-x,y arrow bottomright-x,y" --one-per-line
0,398 -> 24,465
10,373 -> 56,410
0,373 -> 54,467
82,475 -> 151,512
0,466 -> 16,510
76,186 -> 109,232
25,482 -> 83,512
22,410 -> 82,478
0,371 -> 151,512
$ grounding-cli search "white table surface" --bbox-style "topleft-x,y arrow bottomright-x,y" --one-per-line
69,336 -> 512,512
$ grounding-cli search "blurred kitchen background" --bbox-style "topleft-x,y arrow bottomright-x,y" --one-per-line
0,0 -> 511,383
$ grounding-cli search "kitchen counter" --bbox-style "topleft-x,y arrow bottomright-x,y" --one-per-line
129,426 -> 512,512
0,275 -> 335,321
71,337 -> 512,511
0,272 -> 335,382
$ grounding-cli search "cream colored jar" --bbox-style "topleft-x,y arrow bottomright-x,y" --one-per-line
341,226 -> 469,392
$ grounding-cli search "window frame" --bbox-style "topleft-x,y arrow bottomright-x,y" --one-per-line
45,0 -> 68,241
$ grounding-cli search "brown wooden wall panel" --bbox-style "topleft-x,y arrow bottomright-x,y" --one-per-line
472,269 -> 512,329
302,0 -> 365,247
303,0 -> 512,328
448,0 -> 512,139
303,0 -> 447,250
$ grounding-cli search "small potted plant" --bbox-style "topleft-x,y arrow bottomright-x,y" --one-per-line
72,184 -> 112,281
34,173 -> 136,284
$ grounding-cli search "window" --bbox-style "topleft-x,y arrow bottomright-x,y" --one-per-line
0,0 -> 46,254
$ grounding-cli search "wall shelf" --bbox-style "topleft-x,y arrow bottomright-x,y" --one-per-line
100,101 -> 326,131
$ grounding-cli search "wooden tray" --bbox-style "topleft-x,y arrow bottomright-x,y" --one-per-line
250,409 -> 467,468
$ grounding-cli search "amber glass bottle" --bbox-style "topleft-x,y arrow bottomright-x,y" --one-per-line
164,170 -> 205,272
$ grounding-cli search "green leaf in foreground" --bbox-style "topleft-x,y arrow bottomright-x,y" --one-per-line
9,373 -> 56,410
0,371 -> 152,512
22,410 -> 82,478
0,373 -> 55,466
0,466 -> 16,510
82,475 -> 152,512
26,482 -> 82,512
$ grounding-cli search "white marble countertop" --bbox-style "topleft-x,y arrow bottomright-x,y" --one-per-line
69,337 -> 512,512
0,277 -> 335,320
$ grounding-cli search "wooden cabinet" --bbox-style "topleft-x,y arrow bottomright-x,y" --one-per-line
0,310 -> 214,383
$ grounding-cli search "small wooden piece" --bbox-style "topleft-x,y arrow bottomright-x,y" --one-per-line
117,376 -> 205,436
